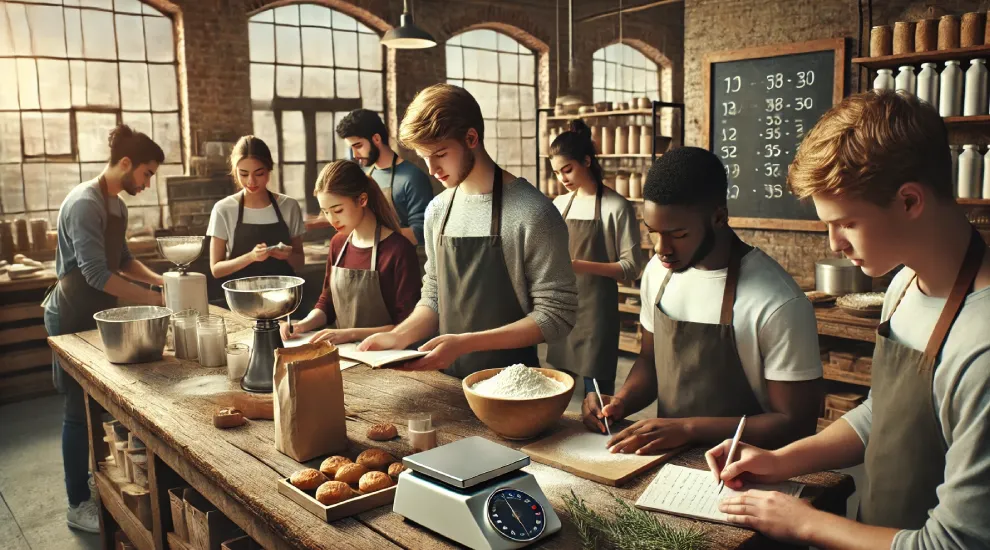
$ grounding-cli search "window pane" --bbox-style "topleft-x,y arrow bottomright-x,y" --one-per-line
154,162 -> 182,204
22,113 -> 45,157
303,67 -> 333,98
0,113 -> 21,162
6,3 -> 31,56
115,14 -> 146,61
250,9 -> 273,23
462,48 -> 479,81
497,120 -> 520,138
332,11 -> 357,31
46,163 -> 80,210
281,163 -> 305,203
360,72 -> 382,111
250,64 -> 274,102
463,30 -> 495,50
315,112 -> 334,162
39,60 -> 72,109
358,33 -> 381,71
593,60 -> 605,88
249,22 -> 274,63
121,111 -> 152,135
27,5 -> 66,57
43,112 -> 72,155
119,62 -> 150,110
519,86 -> 535,120
300,4 -> 332,28
23,164 -> 47,212
519,54 -> 534,85
82,8 -> 116,59
499,53 -> 518,84
144,15 -> 174,62
64,8 -> 83,57
86,61 -> 120,107
274,5 -> 299,25
477,50 -> 497,82
153,112 -> 181,163
80,162 -> 104,182
16,59 -> 40,110
149,64 -> 178,110
252,110 -> 278,163
498,84 -> 519,119
336,69 -> 359,98
446,45 -> 462,79
334,111 -> 350,159
1,165 -> 25,214
0,7 -> 14,57
0,60 -> 17,109
332,31 -> 358,69
464,80 -> 497,120
301,27 -> 333,67
70,60 -> 87,107
276,65 -> 301,97
275,25 -> 301,64
280,111 -> 305,162
116,0 -> 144,14
497,33 -> 516,53
77,111 -> 118,161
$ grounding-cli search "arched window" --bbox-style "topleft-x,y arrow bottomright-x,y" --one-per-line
593,43 -> 659,104
446,29 -> 537,184
249,3 -> 383,214
0,0 -> 182,230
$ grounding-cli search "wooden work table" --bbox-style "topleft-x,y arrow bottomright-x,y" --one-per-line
50,307 -> 854,550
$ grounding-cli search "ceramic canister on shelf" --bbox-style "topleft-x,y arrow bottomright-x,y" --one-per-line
917,63 -> 939,107
614,126 -> 628,155
940,60 -> 963,117
983,149 -> 990,199
591,124 -> 602,154
629,173 -> 642,199
939,15 -> 961,50
964,59 -> 988,116
950,145 -> 962,193
961,12 -> 985,48
627,125 -> 640,155
916,19 -> 938,52
640,126 -> 653,156
958,145 -> 982,199
895,65 -> 916,95
893,21 -> 915,55
873,69 -> 895,92
870,25 -> 893,57
615,172 -> 629,197
601,125 -> 614,155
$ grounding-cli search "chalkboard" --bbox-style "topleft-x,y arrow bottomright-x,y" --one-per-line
703,39 -> 845,230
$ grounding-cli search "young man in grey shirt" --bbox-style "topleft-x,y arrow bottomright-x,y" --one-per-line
359,84 -> 577,376
336,109 -> 433,247
706,91 -> 990,549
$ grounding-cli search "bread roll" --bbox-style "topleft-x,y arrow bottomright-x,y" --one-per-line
367,423 -> 398,441
319,455 -> 352,477
334,463 -> 369,485
387,462 -> 406,478
315,481 -> 355,505
358,471 -> 394,493
290,468 -> 327,491
356,449 -> 395,472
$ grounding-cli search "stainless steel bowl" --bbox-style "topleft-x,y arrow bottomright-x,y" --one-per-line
815,258 -> 873,296
222,276 -> 304,320
156,236 -> 205,268
93,306 -> 173,364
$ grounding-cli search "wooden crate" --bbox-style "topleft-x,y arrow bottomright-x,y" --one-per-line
824,392 -> 865,412
183,489 -> 242,550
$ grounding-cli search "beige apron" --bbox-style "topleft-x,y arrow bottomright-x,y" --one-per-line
436,166 -> 539,378
652,237 -> 763,418
45,177 -> 126,389
329,223 -> 394,330
860,227 -> 985,528
546,185 -> 619,381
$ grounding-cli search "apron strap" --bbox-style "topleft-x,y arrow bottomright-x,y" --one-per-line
267,190 -> 287,225
560,183 -> 603,221
371,222 -> 381,271
561,191 -> 577,219
719,237 -> 744,326
368,153 -> 398,206
922,227 -> 985,363
236,190 -> 246,225
334,234 -> 350,267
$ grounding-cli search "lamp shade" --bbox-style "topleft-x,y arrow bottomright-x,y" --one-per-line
381,12 -> 436,49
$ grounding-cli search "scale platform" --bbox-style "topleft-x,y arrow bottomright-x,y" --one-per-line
393,437 -> 561,549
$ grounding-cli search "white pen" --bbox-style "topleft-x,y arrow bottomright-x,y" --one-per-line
592,378 -> 611,437
718,415 -> 747,494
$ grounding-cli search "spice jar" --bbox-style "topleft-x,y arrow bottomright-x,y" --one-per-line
196,314 -> 227,367
172,309 -> 199,360
226,343 -> 250,381
614,126 -> 628,155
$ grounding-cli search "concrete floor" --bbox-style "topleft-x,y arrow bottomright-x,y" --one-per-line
0,349 -> 859,550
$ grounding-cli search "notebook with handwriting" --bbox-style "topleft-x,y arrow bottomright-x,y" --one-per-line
635,464 -> 804,526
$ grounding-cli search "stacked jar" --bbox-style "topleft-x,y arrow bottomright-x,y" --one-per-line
956,144 -> 990,199
196,315 -> 227,367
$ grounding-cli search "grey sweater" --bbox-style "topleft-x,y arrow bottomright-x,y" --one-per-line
419,178 -> 578,343
843,268 -> 990,550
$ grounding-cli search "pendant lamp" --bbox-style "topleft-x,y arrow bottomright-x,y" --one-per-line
381,0 -> 437,49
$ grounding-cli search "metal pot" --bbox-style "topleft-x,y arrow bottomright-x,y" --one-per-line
93,306 -> 173,363
815,258 -> 873,296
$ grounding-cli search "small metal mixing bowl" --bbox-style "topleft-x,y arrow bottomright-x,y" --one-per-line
93,306 -> 173,363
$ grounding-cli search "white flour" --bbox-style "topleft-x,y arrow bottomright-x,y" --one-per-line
163,242 -> 202,265
470,364 -> 566,399
554,432 -> 656,465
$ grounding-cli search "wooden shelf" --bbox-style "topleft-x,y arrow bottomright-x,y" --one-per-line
852,44 -> 990,70
815,306 -> 879,343
618,303 -> 641,314
823,362 -> 872,387
547,108 -> 655,121
95,471 -> 155,550
618,339 -> 642,354
943,115 -> 990,128
617,285 -> 640,296
958,197 -> 990,205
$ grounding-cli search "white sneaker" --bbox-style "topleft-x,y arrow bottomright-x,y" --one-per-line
67,498 -> 100,534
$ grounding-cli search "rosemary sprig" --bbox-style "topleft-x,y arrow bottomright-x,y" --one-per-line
562,490 -> 708,550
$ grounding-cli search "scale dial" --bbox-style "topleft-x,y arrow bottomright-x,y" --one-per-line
486,487 -> 546,542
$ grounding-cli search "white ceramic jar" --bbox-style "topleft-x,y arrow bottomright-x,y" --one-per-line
958,144 -> 981,198
917,63 -> 939,107
940,60 -> 963,116
873,68 -> 895,91
964,58 -> 988,116
895,65 -> 916,95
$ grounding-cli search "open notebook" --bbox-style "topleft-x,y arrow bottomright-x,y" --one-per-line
635,464 -> 804,526
281,333 -> 361,370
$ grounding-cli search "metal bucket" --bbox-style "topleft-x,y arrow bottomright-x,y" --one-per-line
815,258 -> 873,296
93,306 -> 173,363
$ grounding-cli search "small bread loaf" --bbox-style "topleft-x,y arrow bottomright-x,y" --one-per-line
319,455 -> 352,477
334,463 -> 369,485
367,423 -> 398,441
356,449 -> 395,472
290,468 -> 327,491
387,462 -> 406,478
358,471 -> 394,493
315,481 -> 355,505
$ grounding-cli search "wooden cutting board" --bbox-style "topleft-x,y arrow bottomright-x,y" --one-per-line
521,422 -> 681,487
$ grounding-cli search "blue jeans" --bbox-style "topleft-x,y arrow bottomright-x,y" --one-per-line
583,377 -> 615,396
45,309 -> 91,507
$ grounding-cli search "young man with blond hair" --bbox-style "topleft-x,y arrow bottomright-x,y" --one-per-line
706,90 -> 990,549
360,84 -> 577,377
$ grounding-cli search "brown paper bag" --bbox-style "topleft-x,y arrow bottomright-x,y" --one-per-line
273,341 -> 347,461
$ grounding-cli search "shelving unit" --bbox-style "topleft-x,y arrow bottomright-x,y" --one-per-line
851,44 -> 990,70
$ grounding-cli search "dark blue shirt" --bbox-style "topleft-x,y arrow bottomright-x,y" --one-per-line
368,160 -> 433,245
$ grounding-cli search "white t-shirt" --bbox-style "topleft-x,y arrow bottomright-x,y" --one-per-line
206,192 -> 306,257
639,249 -> 823,411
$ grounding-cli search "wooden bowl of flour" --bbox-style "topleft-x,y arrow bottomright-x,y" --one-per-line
463,367 -> 575,440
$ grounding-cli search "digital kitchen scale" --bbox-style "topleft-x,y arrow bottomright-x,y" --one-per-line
393,437 -> 561,549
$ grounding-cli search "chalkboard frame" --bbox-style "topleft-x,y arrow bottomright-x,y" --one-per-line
702,38 -> 846,232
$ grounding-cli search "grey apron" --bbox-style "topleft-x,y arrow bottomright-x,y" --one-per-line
546,185 -> 619,381
329,223 -> 394,330
46,177 -> 126,390
860,227 -> 985,528
653,237 -> 763,418
436,166 -> 538,378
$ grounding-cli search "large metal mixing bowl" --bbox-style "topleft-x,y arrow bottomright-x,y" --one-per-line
222,276 -> 305,321
93,306 -> 173,363
157,236 -> 206,268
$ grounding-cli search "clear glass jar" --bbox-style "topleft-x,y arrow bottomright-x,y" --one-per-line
196,314 -> 227,367
171,309 -> 199,360
226,343 -> 250,380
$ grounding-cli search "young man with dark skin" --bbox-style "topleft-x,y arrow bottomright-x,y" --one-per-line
583,147 -> 822,455
707,91 -> 990,550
